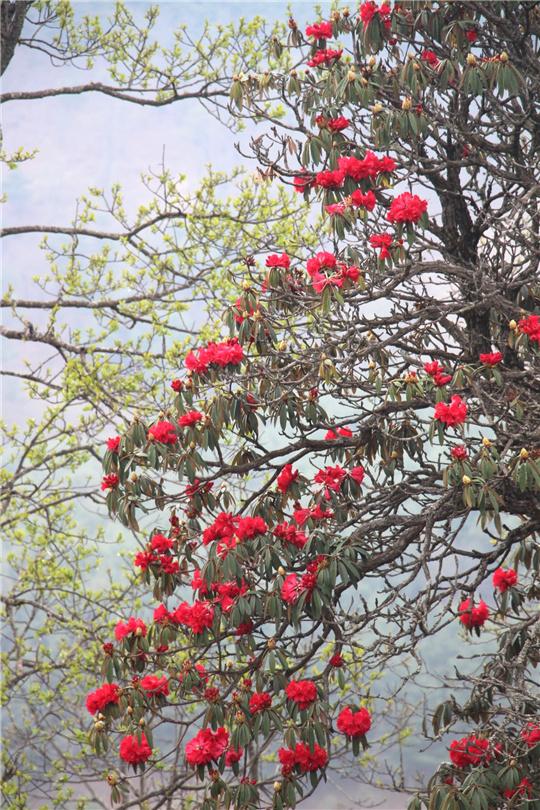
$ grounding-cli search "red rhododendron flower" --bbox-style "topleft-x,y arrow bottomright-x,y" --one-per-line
337,706 -> 372,737
278,746 -> 298,775
178,410 -> 204,428
249,692 -> 272,713
285,679 -> 318,710
148,420 -> 177,445
203,512 -> 238,546
184,338 -> 244,374
350,189 -> 376,211
273,522 -> 308,549
101,473 -> 119,491
387,192 -> 428,224
504,778 -> 533,800
349,466 -> 365,485
119,733 -> 152,765
106,436 -> 121,453
115,617 -> 147,640
421,49 -> 440,68
266,252 -> 291,269
150,533 -> 173,552
329,652 -> 344,667
360,1 -> 391,26
325,426 -> 353,440
235,620 -> 254,636
521,722 -> 540,747
518,313 -> 540,342
314,465 -> 347,497
315,169 -> 345,189
185,727 -> 229,766
153,604 -> 172,624
305,21 -> 333,39
306,252 -> 337,275
307,48 -> 343,68
294,504 -> 333,526
85,682 -> 120,715
225,747 -> 244,767
134,551 -> 156,570
279,742 -> 328,774
369,232 -> 393,260
466,28 -> 478,42
492,567 -> 517,592
325,203 -> 346,216
293,173 -> 314,194
449,735 -> 489,767
434,396 -> 467,427
327,116 -> 349,132
174,600 -> 215,634
277,463 -> 298,494
171,378 -> 183,392
140,674 -> 169,696
160,555 -> 179,575
451,445 -> 468,461
479,351 -> 502,366
424,360 -> 452,386
458,598 -> 489,628
281,573 -> 303,605
235,515 -> 267,541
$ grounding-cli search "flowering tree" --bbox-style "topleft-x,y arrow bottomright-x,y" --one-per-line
88,3 -> 539,809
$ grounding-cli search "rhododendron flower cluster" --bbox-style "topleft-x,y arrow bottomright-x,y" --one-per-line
521,723 -> 540,747
174,600 -> 215,634
106,436 -> 121,453
86,683 -> 120,715
273,522 -> 307,549
249,692 -> 272,713
518,313 -> 540,342
115,617 -> 147,640
178,410 -> 204,428
424,360 -> 452,387
449,735 -> 490,767
307,48 -> 342,68
140,674 -> 169,696
359,1 -> 391,27
479,351 -> 503,366
277,463 -> 298,494
337,706 -> 372,738
185,727 -> 229,766
305,21 -> 333,39
387,192 -> 428,224
148,420 -> 177,444
101,473 -> 119,491
278,742 -> 328,774
184,338 -> 244,374
285,679 -> 318,710
434,396 -> 467,427
119,733 -> 152,765
492,567 -> 517,592
458,598 -> 489,629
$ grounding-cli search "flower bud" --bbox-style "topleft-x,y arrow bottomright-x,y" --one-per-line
466,53 -> 477,66
482,437 -> 492,448
135,627 -> 143,637
462,475 -> 472,486
274,782 -> 282,792
106,772 -> 119,786
520,448 -> 529,460
371,103 -> 383,114
347,68 -> 356,82
277,566 -> 286,576
235,711 -> 245,724
500,51 -> 509,62
139,718 -> 145,727
402,97 -> 412,111
509,319 -> 517,330
267,637 -> 276,650
94,720 -> 105,731
242,280 -> 251,291
277,340 -> 288,352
